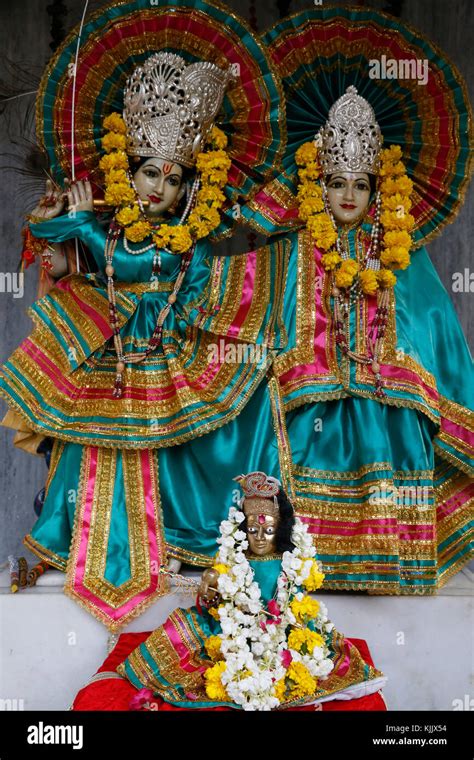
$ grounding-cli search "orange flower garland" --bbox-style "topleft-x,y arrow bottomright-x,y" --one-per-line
295,141 -> 415,292
100,114 -> 231,253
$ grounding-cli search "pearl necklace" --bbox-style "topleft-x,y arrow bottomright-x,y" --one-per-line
122,175 -> 201,255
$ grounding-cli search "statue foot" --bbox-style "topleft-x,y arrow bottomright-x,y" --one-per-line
167,558 -> 182,574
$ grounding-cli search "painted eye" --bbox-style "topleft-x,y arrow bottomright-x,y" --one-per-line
247,527 -> 257,534
265,528 -> 275,535
356,183 -> 369,191
167,177 -> 180,186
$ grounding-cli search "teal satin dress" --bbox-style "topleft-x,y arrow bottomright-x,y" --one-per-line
0,211 -> 288,629
273,224 -> 473,593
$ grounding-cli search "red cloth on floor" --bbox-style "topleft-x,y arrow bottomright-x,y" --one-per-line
72,633 -> 386,711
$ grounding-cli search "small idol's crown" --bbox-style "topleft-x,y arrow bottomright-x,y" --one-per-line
123,52 -> 233,168
233,471 -> 281,516
242,499 -> 280,519
317,86 -> 383,176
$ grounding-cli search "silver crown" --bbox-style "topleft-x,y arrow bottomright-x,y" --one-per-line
123,52 -> 233,168
317,86 -> 383,175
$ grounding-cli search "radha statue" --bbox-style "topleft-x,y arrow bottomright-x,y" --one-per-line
0,0 -> 289,629
73,471 -> 385,711
242,7 -> 473,594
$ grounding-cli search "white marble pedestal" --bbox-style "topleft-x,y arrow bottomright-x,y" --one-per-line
0,565 -> 472,711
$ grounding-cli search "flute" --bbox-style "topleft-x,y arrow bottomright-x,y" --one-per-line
41,190 -> 150,210
92,199 -> 150,207
8,555 -> 19,593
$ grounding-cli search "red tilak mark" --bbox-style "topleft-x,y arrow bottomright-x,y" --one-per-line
162,163 -> 173,176
258,514 -> 265,524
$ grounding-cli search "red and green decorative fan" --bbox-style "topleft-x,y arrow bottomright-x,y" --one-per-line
244,5 -> 473,248
36,0 -> 285,233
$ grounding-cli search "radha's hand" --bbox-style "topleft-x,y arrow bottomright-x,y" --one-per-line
30,178 -> 66,220
66,179 -> 94,213
198,568 -> 220,606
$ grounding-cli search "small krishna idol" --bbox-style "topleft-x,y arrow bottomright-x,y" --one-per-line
0,1 -> 288,630
115,472 -> 385,711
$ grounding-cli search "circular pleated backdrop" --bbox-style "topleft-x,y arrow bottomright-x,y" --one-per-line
35,0 -> 285,210
249,5 -> 473,247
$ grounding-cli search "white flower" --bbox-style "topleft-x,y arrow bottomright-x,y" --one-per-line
220,520 -> 234,536
221,619 -> 238,636
310,646 -> 324,662
248,583 -> 261,600
209,507 -> 338,710
318,659 -> 334,677
218,576 -> 238,595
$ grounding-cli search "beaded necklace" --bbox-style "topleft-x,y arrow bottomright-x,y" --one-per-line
321,182 -> 388,397
104,220 -> 196,399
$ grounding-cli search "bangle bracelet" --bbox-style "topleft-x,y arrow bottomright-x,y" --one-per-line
26,214 -> 50,224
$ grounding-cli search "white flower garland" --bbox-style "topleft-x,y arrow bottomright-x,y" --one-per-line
208,507 -> 335,711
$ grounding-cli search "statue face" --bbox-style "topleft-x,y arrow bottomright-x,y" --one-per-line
326,172 -> 371,225
132,157 -> 185,217
244,500 -> 279,556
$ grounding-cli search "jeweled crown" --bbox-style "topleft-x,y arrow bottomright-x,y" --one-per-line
123,52 -> 233,168
233,471 -> 281,516
317,86 -> 383,175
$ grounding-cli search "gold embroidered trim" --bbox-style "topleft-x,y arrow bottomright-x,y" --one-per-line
267,368 -> 294,500
23,533 -> 67,572
64,446 -> 169,631
165,543 -> 213,567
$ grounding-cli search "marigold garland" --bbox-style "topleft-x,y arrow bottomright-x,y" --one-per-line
100,115 -> 230,253
295,141 -> 415,293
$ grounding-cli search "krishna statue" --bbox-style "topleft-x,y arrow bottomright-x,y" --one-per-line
0,0 -> 290,630
72,471 -> 386,711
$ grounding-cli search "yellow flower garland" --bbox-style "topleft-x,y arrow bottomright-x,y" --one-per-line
290,595 -> 320,623
100,114 -> 230,253
295,141 -> 415,293
285,661 -> 318,700
204,661 -> 230,702
287,628 -> 324,654
204,635 -> 224,662
302,559 -> 325,592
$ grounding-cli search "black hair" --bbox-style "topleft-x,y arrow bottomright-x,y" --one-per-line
274,488 -> 296,552
241,487 -> 296,554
